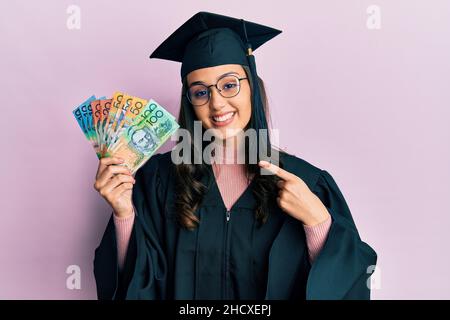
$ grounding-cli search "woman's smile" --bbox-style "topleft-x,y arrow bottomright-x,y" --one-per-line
211,111 -> 236,127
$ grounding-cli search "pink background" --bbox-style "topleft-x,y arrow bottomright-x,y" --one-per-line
1,0 -> 449,299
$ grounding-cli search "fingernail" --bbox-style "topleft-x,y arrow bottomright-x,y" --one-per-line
259,160 -> 269,167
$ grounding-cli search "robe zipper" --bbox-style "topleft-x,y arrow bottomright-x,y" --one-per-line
223,209 -> 231,298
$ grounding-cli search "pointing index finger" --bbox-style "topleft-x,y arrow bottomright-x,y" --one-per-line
258,160 -> 295,180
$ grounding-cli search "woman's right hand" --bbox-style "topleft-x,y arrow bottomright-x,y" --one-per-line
94,157 -> 136,218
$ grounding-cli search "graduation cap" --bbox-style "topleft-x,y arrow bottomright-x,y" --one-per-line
150,11 -> 282,79
150,11 -> 282,158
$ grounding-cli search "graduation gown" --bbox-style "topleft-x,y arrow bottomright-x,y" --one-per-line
93,151 -> 377,300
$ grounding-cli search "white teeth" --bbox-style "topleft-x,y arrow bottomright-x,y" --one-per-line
213,112 -> 235,122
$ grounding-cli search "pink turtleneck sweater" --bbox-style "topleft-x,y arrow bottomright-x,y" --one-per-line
113,147 -> 331,270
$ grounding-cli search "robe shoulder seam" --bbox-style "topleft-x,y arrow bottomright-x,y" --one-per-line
279,151 -> 323,190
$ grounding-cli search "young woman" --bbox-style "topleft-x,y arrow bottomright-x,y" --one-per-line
93,12 -> 377,300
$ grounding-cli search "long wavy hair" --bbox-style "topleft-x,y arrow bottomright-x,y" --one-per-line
174,65 -> 284,230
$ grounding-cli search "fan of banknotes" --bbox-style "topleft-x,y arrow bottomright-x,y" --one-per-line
73,92 -> 179,174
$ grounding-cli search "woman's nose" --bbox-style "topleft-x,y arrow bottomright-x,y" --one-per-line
209,86 -> 226,110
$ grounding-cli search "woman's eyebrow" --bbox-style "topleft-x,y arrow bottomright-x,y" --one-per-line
188,71 -> 240,86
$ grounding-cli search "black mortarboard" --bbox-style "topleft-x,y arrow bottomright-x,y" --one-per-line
149,11 -> 282,79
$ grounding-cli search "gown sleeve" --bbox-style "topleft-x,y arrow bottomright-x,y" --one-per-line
305,170 -> 378,300
93,154 -> 168,300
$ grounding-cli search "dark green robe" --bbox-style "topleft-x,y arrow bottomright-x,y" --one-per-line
93,151 -> 377,300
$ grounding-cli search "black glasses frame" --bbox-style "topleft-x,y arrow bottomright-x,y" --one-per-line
186,74 -> 248,106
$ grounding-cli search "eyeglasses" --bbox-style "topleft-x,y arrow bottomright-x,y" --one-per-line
186,74 -> 248,106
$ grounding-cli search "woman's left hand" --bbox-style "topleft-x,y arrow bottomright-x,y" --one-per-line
258,160 -> 331,226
